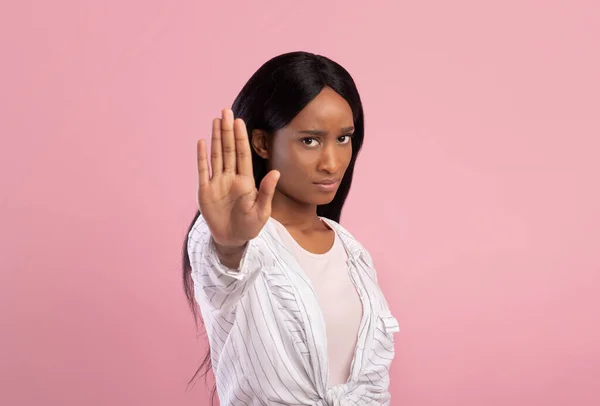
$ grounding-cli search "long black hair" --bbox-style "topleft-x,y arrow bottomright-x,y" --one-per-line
182,51 -> 365,400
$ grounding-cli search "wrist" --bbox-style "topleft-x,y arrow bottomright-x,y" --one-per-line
213,239 -> 247,255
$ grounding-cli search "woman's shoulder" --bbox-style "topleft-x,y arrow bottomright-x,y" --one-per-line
319,217 -> 372,260
320,217 -> 355,240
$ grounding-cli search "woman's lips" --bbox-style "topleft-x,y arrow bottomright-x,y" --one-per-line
313,179 -> 340,192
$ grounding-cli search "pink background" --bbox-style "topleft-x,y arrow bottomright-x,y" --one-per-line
1,1 -> 599,405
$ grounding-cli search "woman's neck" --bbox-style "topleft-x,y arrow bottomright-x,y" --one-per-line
270,189 -> 323,231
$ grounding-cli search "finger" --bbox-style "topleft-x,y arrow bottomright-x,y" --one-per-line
234,118 -> 253,176
255,170 -> 280,219
221,109 -> 236,173
197,139 -> 210,187
211,118 -> 223,177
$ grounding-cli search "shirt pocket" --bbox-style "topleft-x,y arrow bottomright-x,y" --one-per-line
375,309 -> 400,356
380,312 -> 400,334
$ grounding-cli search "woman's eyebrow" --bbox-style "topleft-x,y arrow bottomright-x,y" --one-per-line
298,129 -> 327,136
298,126 -> 355,136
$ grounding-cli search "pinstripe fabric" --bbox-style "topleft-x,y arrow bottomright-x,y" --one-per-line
188,215 -> 400,405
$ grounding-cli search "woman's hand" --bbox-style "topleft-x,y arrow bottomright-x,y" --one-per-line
197,109 -> 280,249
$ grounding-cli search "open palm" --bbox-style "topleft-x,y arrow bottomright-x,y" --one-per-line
197,109 -> 279,247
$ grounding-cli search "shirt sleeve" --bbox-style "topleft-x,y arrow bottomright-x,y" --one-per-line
187,214 -> 265,310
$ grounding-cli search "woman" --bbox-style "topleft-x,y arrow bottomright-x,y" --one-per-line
182,51 -> 399,405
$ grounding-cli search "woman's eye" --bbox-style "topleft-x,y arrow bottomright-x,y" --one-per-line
338,134 -> 353,144
301,138 -> 318,147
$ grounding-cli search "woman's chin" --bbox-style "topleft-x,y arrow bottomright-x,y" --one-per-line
310,193 -> 338,206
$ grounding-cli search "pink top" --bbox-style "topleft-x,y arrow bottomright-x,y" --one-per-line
272,218 -> 363,387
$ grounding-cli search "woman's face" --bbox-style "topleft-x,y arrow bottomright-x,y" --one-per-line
257,86 -> 355,207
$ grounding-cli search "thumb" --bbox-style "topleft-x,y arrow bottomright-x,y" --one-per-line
255,170 -> 280,218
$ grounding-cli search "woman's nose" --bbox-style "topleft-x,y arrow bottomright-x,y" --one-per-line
317,145 -> 340,173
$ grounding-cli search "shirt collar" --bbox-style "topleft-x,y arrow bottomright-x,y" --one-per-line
319,217 -> 364,261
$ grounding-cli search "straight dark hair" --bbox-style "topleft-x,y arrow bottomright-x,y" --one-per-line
181,51 -> 365,401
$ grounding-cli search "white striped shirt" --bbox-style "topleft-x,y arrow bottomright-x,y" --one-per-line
188,215 -> 400,405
